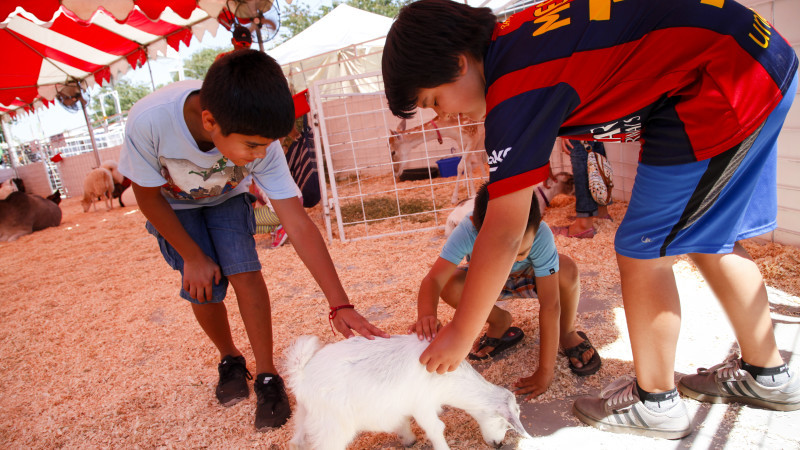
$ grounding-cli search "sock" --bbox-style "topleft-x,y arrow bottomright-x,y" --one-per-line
636,382 -> 679,413
742,360 -> 791,387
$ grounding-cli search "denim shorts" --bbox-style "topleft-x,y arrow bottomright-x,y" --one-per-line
146,193 -> 261,303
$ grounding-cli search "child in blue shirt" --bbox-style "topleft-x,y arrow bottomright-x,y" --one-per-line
411,182 -> 601,398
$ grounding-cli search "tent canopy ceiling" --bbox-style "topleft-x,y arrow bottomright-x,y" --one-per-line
268,4 -> 392,66
0,1 -> 239,120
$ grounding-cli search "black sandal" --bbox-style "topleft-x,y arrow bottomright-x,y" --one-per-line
563,331 -> 601,376
468,327 -> 524,361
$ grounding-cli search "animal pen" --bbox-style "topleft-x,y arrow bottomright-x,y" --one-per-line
307,70 -> 571,243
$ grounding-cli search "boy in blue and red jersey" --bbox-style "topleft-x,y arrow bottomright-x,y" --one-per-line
382,0 -> 799,439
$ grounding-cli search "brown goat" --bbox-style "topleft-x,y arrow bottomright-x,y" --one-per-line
0,191 -> 62,242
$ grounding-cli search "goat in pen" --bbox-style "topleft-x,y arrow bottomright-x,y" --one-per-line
389,114 -> 488,203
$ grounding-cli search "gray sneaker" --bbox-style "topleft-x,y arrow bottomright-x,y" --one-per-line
678,352 -> 800,411
573,376 -> 691,439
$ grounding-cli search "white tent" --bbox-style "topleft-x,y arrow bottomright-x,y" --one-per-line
267,4 -> 393,93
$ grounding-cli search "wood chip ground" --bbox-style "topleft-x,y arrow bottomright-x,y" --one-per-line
1,189 -> 798,449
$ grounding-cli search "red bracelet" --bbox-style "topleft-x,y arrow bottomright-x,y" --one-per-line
328,304 -> 354,335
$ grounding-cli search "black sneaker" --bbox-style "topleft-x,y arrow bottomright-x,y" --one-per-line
216,355 -> 252,406
254,373 -> 291,431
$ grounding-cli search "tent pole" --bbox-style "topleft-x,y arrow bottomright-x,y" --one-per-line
80,99 -> 102,167
146,56 -> 157,91
1,120 -> 20,175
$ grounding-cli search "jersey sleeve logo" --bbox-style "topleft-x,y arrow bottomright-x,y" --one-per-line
488,147 -> 512,172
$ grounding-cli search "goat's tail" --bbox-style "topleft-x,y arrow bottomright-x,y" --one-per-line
283,335 -> 322,389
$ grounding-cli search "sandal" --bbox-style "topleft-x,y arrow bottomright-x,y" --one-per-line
468,327 -> 524,361
552,226 -> 596,239
562,331 -> 601,376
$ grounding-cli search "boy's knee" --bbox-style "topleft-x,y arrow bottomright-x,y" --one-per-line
558,254 -> 579,283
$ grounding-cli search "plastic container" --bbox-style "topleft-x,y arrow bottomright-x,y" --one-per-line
436,156 -> 461,178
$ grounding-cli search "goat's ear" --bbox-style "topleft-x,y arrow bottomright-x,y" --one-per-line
390,130 -> 398,137
397,119 -> 407,132
503,397 -> 531,439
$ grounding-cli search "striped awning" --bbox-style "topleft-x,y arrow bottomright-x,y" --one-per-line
0,1 -> 232,119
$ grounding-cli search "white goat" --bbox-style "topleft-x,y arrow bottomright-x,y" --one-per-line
100,160 -> 124,185
443,172 -> 575,237
389,115 -> 488,203
81,167 -> 114,212
285,335 -> 529,450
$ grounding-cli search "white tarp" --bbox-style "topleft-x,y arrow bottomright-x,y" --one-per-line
268,4 -> 392,66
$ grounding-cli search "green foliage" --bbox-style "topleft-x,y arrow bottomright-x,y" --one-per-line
279,0 -> 409,43
183,47 -> 231,79
90,79 -> 151,120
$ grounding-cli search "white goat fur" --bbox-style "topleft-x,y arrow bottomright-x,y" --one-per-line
81,167 -> 114,212
443,172 -> 575,237
285,335 -> 529,450
389,115 -> 488,203
100,160 -> 125,184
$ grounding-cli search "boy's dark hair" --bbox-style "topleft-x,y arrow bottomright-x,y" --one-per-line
200,50 -> 294,139
473,182 -> 541,233
382,0 -> 496,119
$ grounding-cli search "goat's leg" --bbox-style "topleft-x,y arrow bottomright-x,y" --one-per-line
395,416 -> 416,447
413,410 -> 449,450
313,424 -> 355,450
451,158 -> 465,204
288,403 -> 308,450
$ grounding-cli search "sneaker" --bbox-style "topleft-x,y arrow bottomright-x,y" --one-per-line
269,225 -> 288,249
215,355 -> 252,406
678,352 -> 800,411
254,373 -> 292,431
573,376 -> 691,439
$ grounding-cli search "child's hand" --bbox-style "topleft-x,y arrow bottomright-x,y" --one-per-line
419,322 -> 473,374
183,255 -> 222,303
332,307 -> 390,340
408,315 -> 441,341
514,367 -> 555,401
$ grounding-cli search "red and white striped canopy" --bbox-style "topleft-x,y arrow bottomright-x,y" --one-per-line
0,1 -> 234,119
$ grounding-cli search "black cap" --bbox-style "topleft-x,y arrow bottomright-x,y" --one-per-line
232,25 -> 252,45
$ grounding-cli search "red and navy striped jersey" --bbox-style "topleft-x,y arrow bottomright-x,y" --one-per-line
484,0 -> 798,199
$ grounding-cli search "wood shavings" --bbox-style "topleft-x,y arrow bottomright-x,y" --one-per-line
0,187 -> 798,448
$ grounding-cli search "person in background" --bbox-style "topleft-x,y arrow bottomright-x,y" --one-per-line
552,138 -> 612,239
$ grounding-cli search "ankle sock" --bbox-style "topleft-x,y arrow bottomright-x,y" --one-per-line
742,360 -> 790,387
636,382 -> 679,413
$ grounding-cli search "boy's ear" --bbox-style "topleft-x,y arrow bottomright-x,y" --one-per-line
457,53 -> 469,77
201,110 -> 218,132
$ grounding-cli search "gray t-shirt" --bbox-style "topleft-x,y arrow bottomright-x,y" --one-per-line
119,80 -> 298,210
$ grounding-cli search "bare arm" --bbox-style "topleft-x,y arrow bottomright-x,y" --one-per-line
410,257 -> 458,341
270,195 -> 389,339
559,137 -> 574,156
419,186 -> 534,373
132,182 -> 221,302
515,272 -> 560,399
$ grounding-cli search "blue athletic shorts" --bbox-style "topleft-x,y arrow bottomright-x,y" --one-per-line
615,73 -> 797,259
146,193 -> 261,303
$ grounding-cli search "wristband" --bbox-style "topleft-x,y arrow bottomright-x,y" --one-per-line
328,304 -> 354,335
